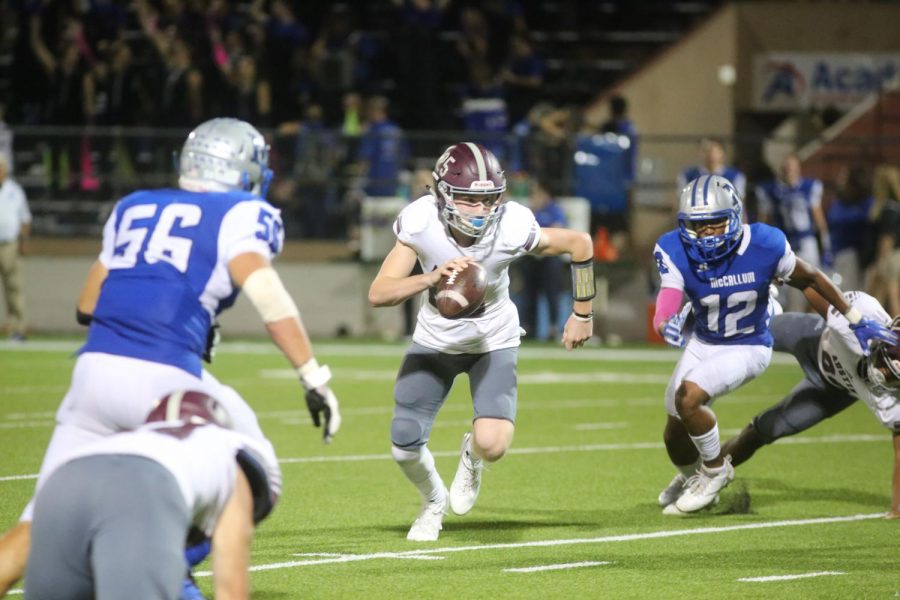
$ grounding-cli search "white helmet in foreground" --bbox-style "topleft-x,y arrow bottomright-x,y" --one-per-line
178,118 -> 272,197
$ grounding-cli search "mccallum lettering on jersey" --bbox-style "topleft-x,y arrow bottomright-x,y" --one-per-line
708,272 -> 757,289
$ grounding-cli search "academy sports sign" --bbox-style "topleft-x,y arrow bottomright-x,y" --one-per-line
752,53 -> 900,111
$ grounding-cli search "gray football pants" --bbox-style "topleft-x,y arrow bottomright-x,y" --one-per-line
391,343 -> 518,448
25,455 -> 190,600
751,313 -> 857,443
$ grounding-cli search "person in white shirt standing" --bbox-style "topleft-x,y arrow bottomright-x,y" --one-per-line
368,142 -> 595,541
0,155 -> 31,341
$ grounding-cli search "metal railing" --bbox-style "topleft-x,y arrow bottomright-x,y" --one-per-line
6,125 -> 898,239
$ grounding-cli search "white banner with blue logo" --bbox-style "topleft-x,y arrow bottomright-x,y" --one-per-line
752,53 -> 900,111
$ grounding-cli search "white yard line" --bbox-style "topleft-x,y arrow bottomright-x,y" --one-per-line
0,434 -> 887,483
738,571 -> 846,582
574,423 -> 628,431
504,561 -> 613,573
190,513 -> 881,576
1,519 -> 870,595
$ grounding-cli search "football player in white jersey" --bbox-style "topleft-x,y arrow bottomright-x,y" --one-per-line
0,118 -> 340,596
722,288 -> 900,517
368,142 -> 594,541
652,175 -> 895,514
25,390 -> 282,599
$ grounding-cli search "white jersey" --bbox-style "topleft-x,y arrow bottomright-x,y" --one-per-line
53,425 -> 281,536
394,195 -> 540,353
818,291 -> 899,429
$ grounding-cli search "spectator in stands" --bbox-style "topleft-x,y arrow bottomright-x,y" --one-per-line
356,96 -> 408,197
460,61 -> 508,161
0,156 -> 31,342
390,0 -> 450,130
455,7 -> 493,91
249,0 -> 309,125
275,104 -> 341,239
828,164 -> 873,291
756,154 -> 831,311
499,33 -> 545,125
137,0 -> 205,128
865,165 -> 900,316
0,103 -> 13,175
574,114 -> 628,258
225,54 -> 272,127
28,14 -> 89,193
518,178 -> 568,340
311,4 -> 371,127
677,137 -> 746,200
600,94 -> 639,192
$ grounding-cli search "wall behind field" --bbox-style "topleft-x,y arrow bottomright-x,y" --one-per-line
20,256 -> 405,339
733,2 -> 900,112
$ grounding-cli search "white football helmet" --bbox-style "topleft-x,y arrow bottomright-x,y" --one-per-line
178,118 -> 273,197
677,174 -> 743,263
867,315 -> 900,392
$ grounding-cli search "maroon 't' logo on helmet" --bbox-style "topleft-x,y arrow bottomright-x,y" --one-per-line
432,142 -> 507,237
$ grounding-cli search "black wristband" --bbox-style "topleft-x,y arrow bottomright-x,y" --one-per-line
76,309 -> 93,327
574,310 -> 593,319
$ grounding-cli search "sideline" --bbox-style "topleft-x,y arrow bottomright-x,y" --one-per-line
0,339 -> 802,365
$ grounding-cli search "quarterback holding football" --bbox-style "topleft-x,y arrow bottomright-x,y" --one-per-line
368,142 -> 594,541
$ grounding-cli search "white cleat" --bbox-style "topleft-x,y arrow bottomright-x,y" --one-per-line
406,488 -> 449,542
662,494 -> 719,516
657,473 -> 688,507
674,456 -> 735,513
450,432 -> 484,516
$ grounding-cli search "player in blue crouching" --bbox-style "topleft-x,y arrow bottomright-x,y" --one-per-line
651,174 -> 895,514
0,118 -> 341,598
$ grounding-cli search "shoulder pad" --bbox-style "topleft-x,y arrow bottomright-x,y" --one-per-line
397,197 -> 436,236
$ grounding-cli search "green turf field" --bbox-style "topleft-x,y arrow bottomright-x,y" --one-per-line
2,340 -> 898,599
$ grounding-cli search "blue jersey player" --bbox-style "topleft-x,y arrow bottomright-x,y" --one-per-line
0,118 -> 341,597
651,174 -> 895,514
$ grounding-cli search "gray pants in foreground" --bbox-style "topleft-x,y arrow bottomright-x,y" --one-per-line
752,313 -> 857,443
25,455 -> 190,600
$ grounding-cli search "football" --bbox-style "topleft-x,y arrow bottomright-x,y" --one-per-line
435,262 -> 488,319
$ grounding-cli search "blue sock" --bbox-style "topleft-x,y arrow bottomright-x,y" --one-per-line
185,539 -> 212,568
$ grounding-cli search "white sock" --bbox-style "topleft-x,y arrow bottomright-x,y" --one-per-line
689,423 -> 721,462
464,434 -> 483,466
392,445 -> 446,503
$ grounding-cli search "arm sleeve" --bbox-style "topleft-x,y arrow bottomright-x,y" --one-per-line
653,287 -> 684,332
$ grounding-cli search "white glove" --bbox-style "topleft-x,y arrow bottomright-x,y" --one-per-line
662,303 -> 692,349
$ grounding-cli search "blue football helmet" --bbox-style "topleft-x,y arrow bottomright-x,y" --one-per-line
178,118 -> 273,198
677,174 -> 744,264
